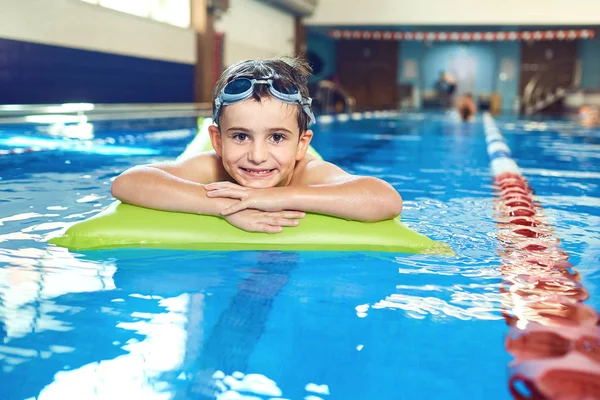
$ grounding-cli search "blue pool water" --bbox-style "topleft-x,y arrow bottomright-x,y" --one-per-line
0,113 -> 598,399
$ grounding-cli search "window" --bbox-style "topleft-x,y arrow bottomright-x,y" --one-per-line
79,0 -> 191,28
149,0 -> 191,28
100,0 -> 151,17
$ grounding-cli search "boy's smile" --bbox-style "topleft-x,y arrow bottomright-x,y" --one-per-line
209,97 -> 312,189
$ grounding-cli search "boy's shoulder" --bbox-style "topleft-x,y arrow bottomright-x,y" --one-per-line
177,151 -> 230,184
179,150 -> 219,168
293,156 -> 351,186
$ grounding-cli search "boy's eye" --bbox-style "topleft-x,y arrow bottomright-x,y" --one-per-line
271,133 -> 286,143
232,133 -> 249,142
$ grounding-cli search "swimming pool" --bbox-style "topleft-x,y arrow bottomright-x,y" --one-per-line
0,112 -> 598,399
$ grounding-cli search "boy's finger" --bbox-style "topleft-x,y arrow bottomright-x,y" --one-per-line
264,217 -> 299,227
276,211 -> 306,219
205,182 -> 238,191
274,218 -> 300,227
207,189 -> 245,199
266,211 -> 305,219
262,224 -> 283,234
221,201 -> 248,215
204,182 -> 226,190
219,181 -> 244,188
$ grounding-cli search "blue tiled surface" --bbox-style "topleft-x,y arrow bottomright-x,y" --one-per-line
0,38 -> 195,104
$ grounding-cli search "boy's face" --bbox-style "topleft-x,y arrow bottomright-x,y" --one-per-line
208,97 -> 313,188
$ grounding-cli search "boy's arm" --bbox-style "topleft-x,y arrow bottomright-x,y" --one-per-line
207,160 -> 403,222
111,154 -> 306,233
111,154 -> 237,216
288,161 -> 403,221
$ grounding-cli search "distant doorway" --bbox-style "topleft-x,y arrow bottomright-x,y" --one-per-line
337,40 -> 399,110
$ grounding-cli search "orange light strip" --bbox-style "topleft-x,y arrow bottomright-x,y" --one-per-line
328,29 -> 596,42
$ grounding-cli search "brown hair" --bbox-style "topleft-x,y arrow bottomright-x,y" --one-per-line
213,56 -> 313,132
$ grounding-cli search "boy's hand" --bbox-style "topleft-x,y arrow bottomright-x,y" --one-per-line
205,181 -> 288,215
224,209 -> 305,233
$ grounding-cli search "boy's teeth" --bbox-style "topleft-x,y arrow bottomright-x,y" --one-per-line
243,168 -> 273,174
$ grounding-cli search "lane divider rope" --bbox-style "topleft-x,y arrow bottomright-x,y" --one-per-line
483,112 -> 600,399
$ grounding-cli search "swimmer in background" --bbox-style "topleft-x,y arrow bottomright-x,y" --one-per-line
111,56 -> 403,234
578,105 -> 599,128
456,93 -> 477,122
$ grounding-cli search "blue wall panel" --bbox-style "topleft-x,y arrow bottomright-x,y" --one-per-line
397,41 -> 521,111
580,38 -> 600,90
421,43 -> 497,95
398,41 -> 425,88
494,41 -> 520,111
306,32 -> 337,84
0,38 -> 194,104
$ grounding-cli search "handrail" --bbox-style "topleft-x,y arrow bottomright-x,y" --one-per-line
522,59 -> 579,115
313,80 -> 356,114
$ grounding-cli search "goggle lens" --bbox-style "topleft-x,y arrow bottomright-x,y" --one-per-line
271,79 -> 298,95
223,78 -> 253,95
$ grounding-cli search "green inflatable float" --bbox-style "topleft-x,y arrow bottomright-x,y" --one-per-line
49,120 -> 453,255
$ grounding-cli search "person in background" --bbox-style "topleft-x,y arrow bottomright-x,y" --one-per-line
435,71 -> 457,109
578,106 -> 599,128
456,93 -> 477,122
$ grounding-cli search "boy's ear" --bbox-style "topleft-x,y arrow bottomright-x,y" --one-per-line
208,125 -> 223,157
296,129 -> 313,161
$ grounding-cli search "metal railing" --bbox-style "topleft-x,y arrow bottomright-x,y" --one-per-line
522,59 -> 581,115
312,80 -> 356,115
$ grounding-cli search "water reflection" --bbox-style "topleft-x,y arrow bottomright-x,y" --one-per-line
0,247 -> 313,399
0,246 -> 122,399
0,247 -> 209,399
0,246 -> 116,341
174,251 -> 299,399
37,293 -> 191,400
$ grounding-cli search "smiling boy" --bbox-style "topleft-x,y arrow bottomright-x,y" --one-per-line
111,57 -> 402,233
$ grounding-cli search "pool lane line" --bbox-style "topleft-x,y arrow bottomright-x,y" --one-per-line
0,147 -> 46,156
316,110 -> 399,124
482,112 -> 600,399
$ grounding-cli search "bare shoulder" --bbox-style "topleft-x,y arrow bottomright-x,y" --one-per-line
150,151 -> 230,184
293,156 -> 353,185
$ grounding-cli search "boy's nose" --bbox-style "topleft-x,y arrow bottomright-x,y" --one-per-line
248,142 -> 268,164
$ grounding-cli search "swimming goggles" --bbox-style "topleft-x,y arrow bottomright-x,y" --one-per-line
213,78 -> 316,125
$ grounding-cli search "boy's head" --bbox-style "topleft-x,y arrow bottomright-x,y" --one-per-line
212,57 -> 314,132
208,57 -> 316,189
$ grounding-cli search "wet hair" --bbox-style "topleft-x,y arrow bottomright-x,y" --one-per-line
213,56 -> 313,132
